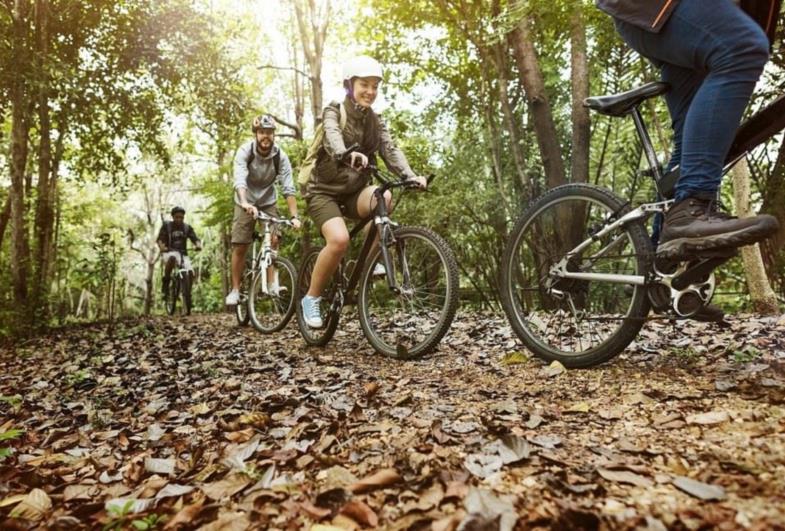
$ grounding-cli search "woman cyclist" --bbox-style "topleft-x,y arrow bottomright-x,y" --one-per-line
300,56 -> 427,328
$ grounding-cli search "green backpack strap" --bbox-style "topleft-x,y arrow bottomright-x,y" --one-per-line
298,101 -> 345,187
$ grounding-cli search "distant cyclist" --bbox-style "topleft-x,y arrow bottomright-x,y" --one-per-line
157,206 -> 202,300
596,0 -> 779,259
224,114 -> 301,307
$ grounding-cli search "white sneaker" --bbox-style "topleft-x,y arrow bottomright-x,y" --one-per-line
269,284 -> 288,297
372,263 -> 386,276
225,290 -> 240,306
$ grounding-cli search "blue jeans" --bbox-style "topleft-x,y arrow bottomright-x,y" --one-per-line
614,0 -> 769,208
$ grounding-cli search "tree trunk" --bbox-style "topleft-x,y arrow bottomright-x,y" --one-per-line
570,5 -> 590,183
293,0 -> 329,127
0,194 -> 11,252
510,18 -> 567,190
9,0 -> 32,306
492,43 -> 529,194
732,159 -> 779,314
760,133 -> 785,294
33,0 -> 54,314
144,252 -> 155,315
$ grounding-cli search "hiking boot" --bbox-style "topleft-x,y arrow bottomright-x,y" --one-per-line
657,196 -> 779,260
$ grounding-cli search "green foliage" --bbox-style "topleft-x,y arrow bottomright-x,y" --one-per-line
0,427 -> 24,462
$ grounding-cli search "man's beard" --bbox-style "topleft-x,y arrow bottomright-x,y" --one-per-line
257,140 -> 272,156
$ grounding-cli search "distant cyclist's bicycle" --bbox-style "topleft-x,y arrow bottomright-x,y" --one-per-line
235,212 -> 297,333
501,81 -> 785,368
164,251 -> 194,316
296,165 -> 459,359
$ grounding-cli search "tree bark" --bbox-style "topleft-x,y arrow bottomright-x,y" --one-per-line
569,5 -> 590,183
293,0 -> 329,127
511,17 -> 567,190
0,194 -> 11,252
33,0 -> 54,313
760,133 -> 785,293
9,0 -> 32,306
492,43 -> 529,194
732,159 -> 779,314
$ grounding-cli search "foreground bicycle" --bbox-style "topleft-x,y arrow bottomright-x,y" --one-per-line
235,212 -> 297,333
165,251 -> 194,316
296,166 -> 459,359
501,81 -> 785,368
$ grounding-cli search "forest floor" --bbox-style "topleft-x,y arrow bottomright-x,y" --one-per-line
1,311 -> 785,530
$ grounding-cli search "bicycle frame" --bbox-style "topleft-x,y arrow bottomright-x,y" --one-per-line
325,180 -> 413,316
547,90 -> 785,291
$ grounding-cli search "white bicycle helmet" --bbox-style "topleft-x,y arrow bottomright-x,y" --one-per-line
342,56 -> 383,81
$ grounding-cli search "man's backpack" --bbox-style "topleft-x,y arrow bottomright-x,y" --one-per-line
245,142 -> 281,175
297,101 -> 347,187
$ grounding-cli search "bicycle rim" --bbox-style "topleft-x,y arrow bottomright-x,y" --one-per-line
502,184 -> 651,367
166,279 -> 178,316
249,257 -> 297,333
358,226 -> 459,359
236,272 -> 250,326
296,247 -> 340,346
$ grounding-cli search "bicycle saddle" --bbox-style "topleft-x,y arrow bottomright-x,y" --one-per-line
584,81 -> 670,117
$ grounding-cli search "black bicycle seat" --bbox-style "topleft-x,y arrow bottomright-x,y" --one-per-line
584,82 -> 670,117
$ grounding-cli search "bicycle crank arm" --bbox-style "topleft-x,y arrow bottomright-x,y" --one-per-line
670,250 -> 737,291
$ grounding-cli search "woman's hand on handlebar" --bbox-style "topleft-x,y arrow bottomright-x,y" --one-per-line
349,152 -> 368,170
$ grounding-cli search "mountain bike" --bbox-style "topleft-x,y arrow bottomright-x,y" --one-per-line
295,166 -> 459,359
164,250 -> 194,316
500,81 -> 785,368
234,212 -> 297,333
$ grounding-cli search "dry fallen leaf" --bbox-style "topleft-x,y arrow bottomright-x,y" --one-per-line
672,476 -> 726,501
340,499 -> 379,527
349,468 -> 402,494
9,489 -> 51,521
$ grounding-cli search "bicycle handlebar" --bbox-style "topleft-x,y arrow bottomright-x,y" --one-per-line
255,211 -> 295,227
340,144 -> 434,190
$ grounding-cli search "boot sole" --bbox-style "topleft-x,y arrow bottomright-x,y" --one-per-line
657,221 -> 778,261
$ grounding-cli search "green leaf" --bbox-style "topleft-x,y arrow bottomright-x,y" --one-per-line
0,429 -> 23,442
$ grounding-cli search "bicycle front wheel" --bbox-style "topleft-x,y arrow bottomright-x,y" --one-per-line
358,226 -> 459,359
181,273 -> 192,316
500,183 -> 652,368
249,256 -> 297,333
296,246 -> 341,346
166,278 -> 179,316
235,271 -> 251,326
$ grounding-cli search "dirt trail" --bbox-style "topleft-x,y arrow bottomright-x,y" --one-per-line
1,312 -> 784,529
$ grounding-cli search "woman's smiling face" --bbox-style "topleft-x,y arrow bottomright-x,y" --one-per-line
352,76 -> 381,108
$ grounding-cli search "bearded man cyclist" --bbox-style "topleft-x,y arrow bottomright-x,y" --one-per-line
157,206 -> 202,300
225,114 -> 302,307
596,0 -> 780,260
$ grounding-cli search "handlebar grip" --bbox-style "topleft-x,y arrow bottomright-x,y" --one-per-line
338,143 -> 361,162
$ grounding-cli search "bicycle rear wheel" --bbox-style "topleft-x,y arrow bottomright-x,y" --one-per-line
500,183 -> 652,368
296,246 -> 341,346
249,256 -> 297,333
358,226 -> 459,359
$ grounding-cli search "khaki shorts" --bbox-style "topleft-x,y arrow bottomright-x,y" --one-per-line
231,204 -> 279,245
306,189 -> 367,231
